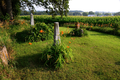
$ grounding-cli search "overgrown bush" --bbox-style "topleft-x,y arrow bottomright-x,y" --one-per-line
41,43 -> 73,69
26,23 -> 54,42
69,28 -> 88,37
113,21 -> 120,29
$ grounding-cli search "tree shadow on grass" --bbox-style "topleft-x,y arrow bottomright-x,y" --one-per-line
15,52 -> 55,71
114,35 -> 120,39
93,71 -> 104,75
65,34 -> 82,37
88,30 -> 120,39
90,33 -> 109,36
115,61 -> 120,65
10,29 -> 31,43
68,26 -> 75,28
89,32 -> 120,40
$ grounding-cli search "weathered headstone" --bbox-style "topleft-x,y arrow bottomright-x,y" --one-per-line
54,22 -> 61,45
30,13 -> 34,26
0,45 -> 9,65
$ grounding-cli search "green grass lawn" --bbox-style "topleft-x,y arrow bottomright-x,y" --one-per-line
1,24 -> 120,80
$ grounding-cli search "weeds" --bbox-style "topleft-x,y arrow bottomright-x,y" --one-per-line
41,43 -> 73,69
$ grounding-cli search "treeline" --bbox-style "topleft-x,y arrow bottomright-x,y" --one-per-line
20,10 -> 84,15
114,12 -> 120,16
20,10 -> 120,16
20,11 -> 49,15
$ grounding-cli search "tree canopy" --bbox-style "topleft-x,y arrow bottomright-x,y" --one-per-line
104,13 -> 111,16
114,12 -> 120,16
83,12 -> 88,16
88,11 -> 94,15
0,0 -> 70,21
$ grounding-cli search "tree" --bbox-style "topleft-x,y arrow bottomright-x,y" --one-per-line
6,0 -> 13,20
89,11 -> 94,15
44,0 -> 69,18
0,0 -> 70,21
104,13 -> 111,16
96,12 -> 102,16
0,0 -> 20,21
73,12 -> 80,15
114,12 -> 120,16
83,12 -> 88,16
68,12 -> 73,15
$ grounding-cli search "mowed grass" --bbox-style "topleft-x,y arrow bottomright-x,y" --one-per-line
1,24 -> 120,80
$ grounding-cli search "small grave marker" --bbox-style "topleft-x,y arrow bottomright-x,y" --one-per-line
30,13 -> 34,26
54,22 -> 61,45
0,46 -> 9,65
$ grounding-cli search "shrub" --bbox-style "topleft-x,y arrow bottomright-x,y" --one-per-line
26,23 -> 54,42
40,43 -> 73,69
69,28 -> 88,37
113,21 -> 120,29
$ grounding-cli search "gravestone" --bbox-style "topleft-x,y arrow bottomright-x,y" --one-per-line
54,22 -> 61,45
0,45 -> 9,65
30,13 -> 34,26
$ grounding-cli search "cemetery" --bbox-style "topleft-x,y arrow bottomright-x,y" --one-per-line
0,14 -> 120,79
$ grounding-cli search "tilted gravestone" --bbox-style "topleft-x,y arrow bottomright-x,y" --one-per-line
0,45 -> 9,65
30,13 -> 34,26
54,22 -> 61,45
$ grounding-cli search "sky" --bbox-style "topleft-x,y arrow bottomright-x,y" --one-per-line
35,0 -> 120,12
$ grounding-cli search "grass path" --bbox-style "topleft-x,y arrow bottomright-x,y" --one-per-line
4,27 -> 120,80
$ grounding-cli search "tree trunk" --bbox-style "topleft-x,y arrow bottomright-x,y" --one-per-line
0,0 -> 6,21
5,0 -> 13,20
0,7 -> 2,20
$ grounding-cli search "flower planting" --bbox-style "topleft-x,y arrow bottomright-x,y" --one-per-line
41,43 -> 73,69
25,22 -> 54,42
69,28 -> 88,37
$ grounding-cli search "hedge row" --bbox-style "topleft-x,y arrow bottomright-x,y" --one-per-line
20,16 -> 120,28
